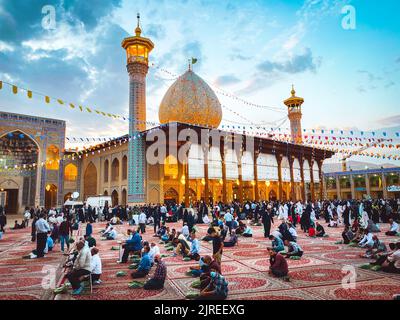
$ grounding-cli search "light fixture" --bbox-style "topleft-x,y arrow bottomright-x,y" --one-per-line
201,178 -> 205,185
46,184 -> 51,191
265,181 -> 270,187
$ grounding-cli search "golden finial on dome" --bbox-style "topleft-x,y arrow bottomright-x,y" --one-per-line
135,13 -> 142,36
291,84 -> 296,96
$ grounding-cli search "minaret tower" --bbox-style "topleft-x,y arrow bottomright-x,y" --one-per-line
121,13 -> 154,203
283,85 -> 304,144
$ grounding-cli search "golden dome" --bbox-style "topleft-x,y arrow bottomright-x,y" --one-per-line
158,70 -> 222,128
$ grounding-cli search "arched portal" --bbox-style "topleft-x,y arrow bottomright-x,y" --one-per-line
269,189 -> 277,201
111,158 -> 119,182
111,190 -> 119,207
45,184 -> 57,209
164,187 -> 178,204
122,155 -> 128,180
0,131 -> 40,213
83,162 -> 97,200
122,188 -> 127,205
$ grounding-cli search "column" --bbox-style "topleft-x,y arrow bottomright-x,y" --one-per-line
382,173 -> 388,198
310,160 -> 315,202
289,157 -> 295,201
350,174 -> 355,199
203,150 -> 209,205
318,160 -> 324,200
220,142 -> 227,203
276,155 -> 283,201
300,159 -> 305,201
184,160 -> 190,207
253,151 -> 259,202
238,157 -> 243,203
365,174 -> 371,197
336,176 -> 341,200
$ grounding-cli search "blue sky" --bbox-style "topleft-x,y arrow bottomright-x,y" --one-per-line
0,0 -> 399,163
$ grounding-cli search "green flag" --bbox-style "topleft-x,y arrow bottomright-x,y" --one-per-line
191,57 -> 198,65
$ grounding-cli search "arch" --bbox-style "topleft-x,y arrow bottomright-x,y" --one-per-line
257,154 -> 278,181
281,156 -> 291,182
313,161 -> 320,183
111,158 -> 120,182
293,158 -> 301,182
225,149 -> 239,180
64,163 -> 78,181
45,183 -> 57,208
241,151 -> 254,181
269,189 -> 277,201
164,187 -> 179,203
104,159 -> 109,183
188,144 -> 204,179
208,146 -> 222,179
104,190 -> 108,196
111,190 -> 119,207
46,145 -> 60,170
84,162 -> 97,199
164,154 -> 179,178
303,159 -> 311,182
122,155 -> 128,180
0,179 -> 19,189
121,188 -> 127,205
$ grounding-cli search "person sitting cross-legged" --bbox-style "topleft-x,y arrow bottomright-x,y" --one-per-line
223,230 -> 238,247
386,219 -> 399,236
186,231 -> 200,261
131,245 -> 151,278
315,221 -> 326,237
143,254 -> 167,290
66,241 -> 92,295
189,255 -> 221,278
359,229 -> 374,249
370,242 -> 396,267
267,247 -> 289,278
342,225 -> 355,244
90,247 -> 102,285
119,229 -> 142,263
381,242 -> 400,274
195,271 -> 228,300
362,235 -> 387,258
283,239 -> 303,258
269,234 -> 285,253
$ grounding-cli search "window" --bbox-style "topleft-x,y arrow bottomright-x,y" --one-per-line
64,163 -> 78,181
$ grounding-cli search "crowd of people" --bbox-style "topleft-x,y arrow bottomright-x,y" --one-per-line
1,197 -> 399,299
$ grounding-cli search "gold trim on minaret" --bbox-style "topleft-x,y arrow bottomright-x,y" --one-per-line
283,85 -> 304,144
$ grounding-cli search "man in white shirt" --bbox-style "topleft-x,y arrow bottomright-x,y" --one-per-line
386,219 -> 399,236
138,211 -> 147,234
358,230 -> 374,248
148,242 -> 160,264
23,209 -> 31,227
90,247 -> 102,284
382,242 -> 400,274
182,224 -> 190,238
106,227 -> 117,240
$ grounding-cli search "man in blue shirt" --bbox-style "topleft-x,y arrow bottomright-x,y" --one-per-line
131,245 -> 151,278
187,231 -> 200,261
35,213 -> 51,258
224,211 -> 234,235
120,229 -> 143,263
269,235 -> 285,253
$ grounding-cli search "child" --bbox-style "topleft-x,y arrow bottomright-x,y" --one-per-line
91,247 -> 102,285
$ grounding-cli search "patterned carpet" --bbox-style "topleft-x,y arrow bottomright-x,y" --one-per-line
1,219 -> 400,300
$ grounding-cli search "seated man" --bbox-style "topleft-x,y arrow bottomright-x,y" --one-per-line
144,254 -> 167,290
66,241 -> 92,295
358,229 -> 374,249
101,223 -> 112,236
381,242 -> 400,274
288,223 -> 298,241
131,245 -> 151,278
196,271 -> 228,300
90,247 -> 102,285
189,255 -> 221,278
342,225 -> 355,244
315,222 -> 326,237
84,234 -> 97,248
235,221 -> 246,235
148,242 -> 160,265
45,232 -> 54,253
242,225 -> 253,238
267,247 -> 289,278
362,235 -> 386,258
223,230 -> 238,247
186,231 -> 200,261
181,223 -> 190,239
283,240 -> 303,258
120,229 -> 142,263
386,219 -> 399,236
370,242 -> 396,266
105,227 -> 117,240
269,234 -> 285,253
11,220 -> 24,230
174,233 -> 191,257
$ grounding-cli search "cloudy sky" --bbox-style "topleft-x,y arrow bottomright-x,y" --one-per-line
0,0 -> 399,163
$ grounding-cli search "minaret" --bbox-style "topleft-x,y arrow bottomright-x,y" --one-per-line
121,13 -> 154,203
283,85 -> 304,144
